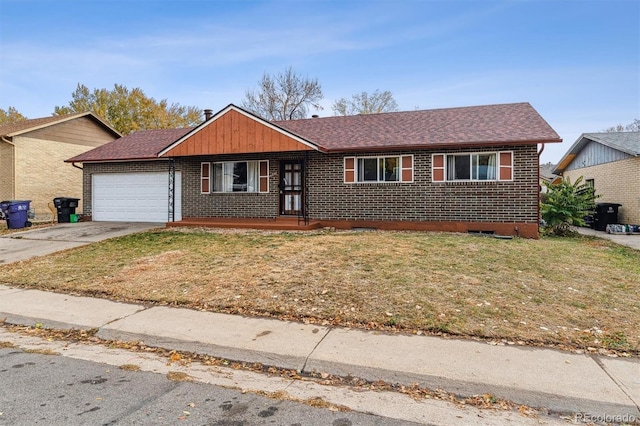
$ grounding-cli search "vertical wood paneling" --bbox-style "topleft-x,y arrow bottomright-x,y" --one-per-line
163,109 -> 312,157
247,121 -> 256,152
217,119 -> 223,153
566,140 -> 632,171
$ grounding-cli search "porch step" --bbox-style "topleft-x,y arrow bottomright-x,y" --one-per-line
167,217 -> 322,231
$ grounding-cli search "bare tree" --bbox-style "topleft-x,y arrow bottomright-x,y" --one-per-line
603,119 -> 639,132
242,67 -> 323,120
332,90 -> 399,116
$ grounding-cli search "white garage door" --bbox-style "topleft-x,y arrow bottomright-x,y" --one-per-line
92,172 -> 182,222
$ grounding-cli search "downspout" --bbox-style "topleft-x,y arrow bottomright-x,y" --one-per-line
537,143 -> 545,232
1,136 -> 16,199
1,136 -> 15,146
72,162 -> 83,170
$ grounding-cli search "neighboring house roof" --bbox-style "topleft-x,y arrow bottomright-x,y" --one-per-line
0,112 -> 120,138
67,102 -> 562,163
553,132 -> 640,174
539,163 -> 560,182
66,127 -> 193,162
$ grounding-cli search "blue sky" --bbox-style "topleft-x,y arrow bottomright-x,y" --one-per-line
1,0 -> 638,163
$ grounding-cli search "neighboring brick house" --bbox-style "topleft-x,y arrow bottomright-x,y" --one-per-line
0,113 -> 120,219
553,132 -> 640,225
67,102 -> 561,238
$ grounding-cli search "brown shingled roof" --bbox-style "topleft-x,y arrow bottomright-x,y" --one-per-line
66,102 -> 561,163
275,102 -> 561,151
66,127 -> 193,162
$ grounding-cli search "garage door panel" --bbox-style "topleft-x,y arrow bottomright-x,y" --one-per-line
92,172 -> 181,222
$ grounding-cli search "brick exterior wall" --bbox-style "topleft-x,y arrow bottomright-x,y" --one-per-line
179,152 -> 297,219
307,145 -> 538,224
178,144 -> 539,235
82,144 -> 541,237
562,157 -> 640,225
14,136 -> 88,219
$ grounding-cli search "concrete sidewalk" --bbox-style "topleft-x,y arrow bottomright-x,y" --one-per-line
575,226 -> 640,250
0,284 -> 638,420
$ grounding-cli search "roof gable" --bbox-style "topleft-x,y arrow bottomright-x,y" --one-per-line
553,132 -> 640,173
583,132 -> 640,155
159,105 -> 318,157
0,112 -> 120,138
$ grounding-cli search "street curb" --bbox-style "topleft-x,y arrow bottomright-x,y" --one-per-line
303,355 -> 639,418
1,287 -> 638,420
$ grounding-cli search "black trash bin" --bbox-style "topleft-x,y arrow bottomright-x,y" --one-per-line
0,200 -> 32,229
592,202 -> 621,231
53,197 -> 80,223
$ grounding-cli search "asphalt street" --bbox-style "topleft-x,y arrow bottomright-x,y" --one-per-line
0,327 -> 569,426
0,347 -> 414,426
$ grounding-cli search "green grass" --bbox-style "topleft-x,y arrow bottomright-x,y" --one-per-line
1,228 -> 638,353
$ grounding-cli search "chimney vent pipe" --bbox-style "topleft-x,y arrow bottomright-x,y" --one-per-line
204,109 -> 213,121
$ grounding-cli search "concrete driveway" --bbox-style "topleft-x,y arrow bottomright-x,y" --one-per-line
576,227 -> 640,251
0,222 -> 163,264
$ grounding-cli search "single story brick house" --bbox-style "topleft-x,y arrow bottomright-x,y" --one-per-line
553,132 -> 640,225
1,113 -> 120,219
67,102 -> 561,238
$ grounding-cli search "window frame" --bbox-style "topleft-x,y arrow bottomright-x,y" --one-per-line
432,151 -> 513,182
201,160 -> 269,194
344,155 -> 413,184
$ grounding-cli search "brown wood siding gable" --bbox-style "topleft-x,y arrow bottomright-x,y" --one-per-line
22,116 -> 117,147
164,110 -> 314,157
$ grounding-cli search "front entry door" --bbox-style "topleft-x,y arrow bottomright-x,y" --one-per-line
279,161 -> 304,216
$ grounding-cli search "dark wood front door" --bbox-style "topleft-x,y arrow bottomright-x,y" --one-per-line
279,161 -> 304,216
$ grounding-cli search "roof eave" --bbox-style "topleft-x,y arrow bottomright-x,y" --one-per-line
7,112 -> 121,138
325,138 -> 562,154
65,157 -> 165,164
581,132 -> 640,156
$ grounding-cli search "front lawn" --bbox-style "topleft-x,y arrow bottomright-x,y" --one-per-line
1,228 -> 638,353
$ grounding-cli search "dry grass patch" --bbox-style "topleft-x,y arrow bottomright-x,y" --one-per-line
1,228 -> 638,352
166,371 -> 193,382
0,222 -> 54,236
119,364 -> 141,371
